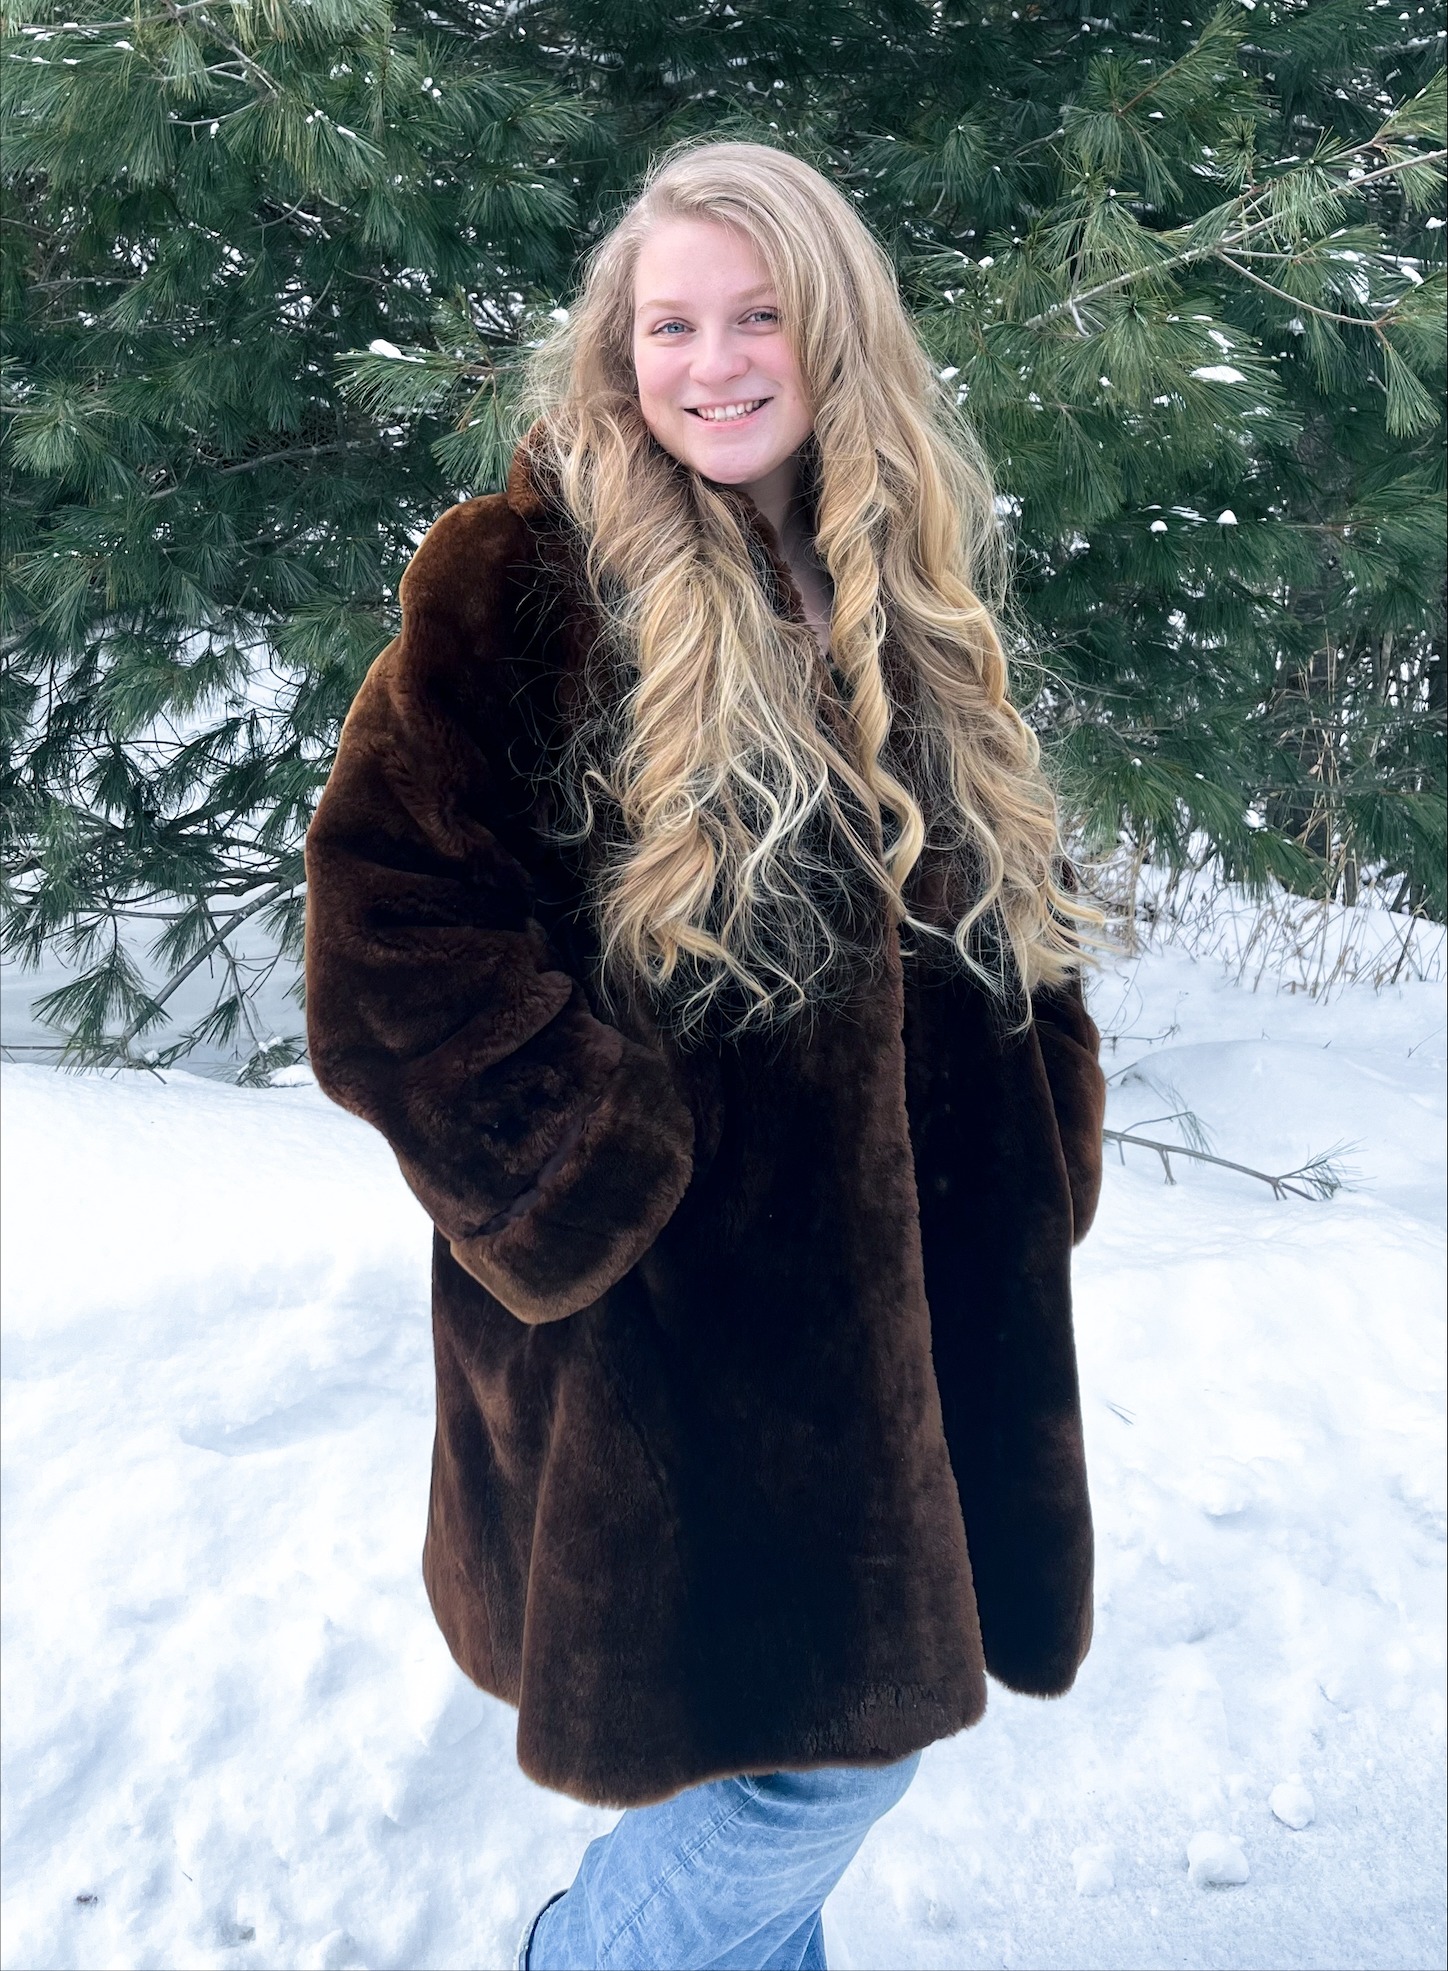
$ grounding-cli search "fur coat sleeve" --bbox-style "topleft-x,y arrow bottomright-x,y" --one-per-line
1033,974 -> 1107,1244
304,498 -> 695,1326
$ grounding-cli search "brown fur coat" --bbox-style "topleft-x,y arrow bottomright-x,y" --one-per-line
303,445 -> 1106,1809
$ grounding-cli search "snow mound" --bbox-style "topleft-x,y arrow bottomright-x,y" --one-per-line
1270,1781 -> 1317,1831
1187,1831 -> 1251,1888
1072,1843 -> 1116,1896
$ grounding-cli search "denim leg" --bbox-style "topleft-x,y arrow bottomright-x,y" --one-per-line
759,1909 -> 826,1971
528,1753 -> 919,1971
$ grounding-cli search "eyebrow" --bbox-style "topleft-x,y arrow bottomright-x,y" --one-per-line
634,284 -> 778,313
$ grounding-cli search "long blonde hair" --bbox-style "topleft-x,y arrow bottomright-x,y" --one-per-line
523,140 -> 1098,1030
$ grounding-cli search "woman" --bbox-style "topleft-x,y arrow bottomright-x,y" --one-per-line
305,141 -> 1107,1971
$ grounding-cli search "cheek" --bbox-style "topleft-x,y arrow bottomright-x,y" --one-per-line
781,384 -> 815,449
768,341 -> 812,425
633,339 -> 679,411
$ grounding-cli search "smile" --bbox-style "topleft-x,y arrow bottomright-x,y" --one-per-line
687,399 -> 770,423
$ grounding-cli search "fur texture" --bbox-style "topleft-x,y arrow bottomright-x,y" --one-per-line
304,446 -> 1106,1808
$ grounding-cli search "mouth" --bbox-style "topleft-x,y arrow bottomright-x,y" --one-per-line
685,398 -> 771,424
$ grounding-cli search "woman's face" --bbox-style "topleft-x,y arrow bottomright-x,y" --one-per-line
631,216 -> 814,487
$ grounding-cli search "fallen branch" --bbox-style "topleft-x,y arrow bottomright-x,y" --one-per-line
1104,1128 -> 1351,1200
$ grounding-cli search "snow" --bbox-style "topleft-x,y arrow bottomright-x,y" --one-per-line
1125,857 -> 1444,996
1073,1843 -> 1117,1896
2,941 -> 1444,1970
1186,1832 -> 1250,1889
1192,364 -> 1249,384
1269,1782 -> 1316,1831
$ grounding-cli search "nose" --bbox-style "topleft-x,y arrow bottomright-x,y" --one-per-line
690,328 -> 751,390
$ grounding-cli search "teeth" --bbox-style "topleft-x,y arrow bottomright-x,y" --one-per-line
694,400 -> 766,422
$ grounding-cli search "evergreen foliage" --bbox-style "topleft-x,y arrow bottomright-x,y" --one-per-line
2,0 -> 1444,1072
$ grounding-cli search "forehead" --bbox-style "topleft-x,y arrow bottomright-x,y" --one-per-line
632,215 -> 775,310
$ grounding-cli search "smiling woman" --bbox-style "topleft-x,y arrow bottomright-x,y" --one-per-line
520,143 -> 1100,1037
303,138 -> 1107,1971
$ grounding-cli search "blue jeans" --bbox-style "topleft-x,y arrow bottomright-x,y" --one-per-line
524,1753 -> 921,1970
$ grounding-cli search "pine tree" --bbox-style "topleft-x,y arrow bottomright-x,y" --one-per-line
868,5 -> 1448,918
2,0 -> 590,1072
3,0 -> 1444,1073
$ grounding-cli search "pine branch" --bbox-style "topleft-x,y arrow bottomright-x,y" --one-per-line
1021,148 -> 1448,331
166,0 -> 280,98
1215,254 -> 1399,330
1104,1129 -> 1353,1200
147,440 -> 375,498
114,878 -> 294,1050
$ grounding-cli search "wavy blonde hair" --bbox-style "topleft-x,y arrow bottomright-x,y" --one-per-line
523,140 -> 1099,1030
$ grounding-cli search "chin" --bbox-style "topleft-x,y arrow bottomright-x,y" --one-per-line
679,435 -> 783,485
696,458 -> 768,487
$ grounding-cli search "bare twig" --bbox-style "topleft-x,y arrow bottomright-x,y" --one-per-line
1104,1127 -> 1350,1200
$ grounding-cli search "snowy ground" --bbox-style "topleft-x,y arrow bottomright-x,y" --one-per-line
2,942 -> 1444,1971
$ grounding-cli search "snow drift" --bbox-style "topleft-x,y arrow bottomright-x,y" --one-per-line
2,944 -> 1443,1970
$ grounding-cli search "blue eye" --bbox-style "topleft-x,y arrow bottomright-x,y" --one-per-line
653,320 -> 690,335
